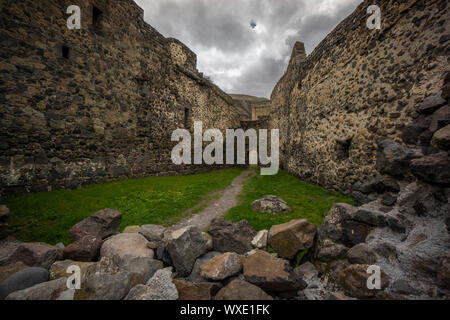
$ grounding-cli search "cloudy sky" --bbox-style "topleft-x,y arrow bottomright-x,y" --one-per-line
134,0 -> 363,98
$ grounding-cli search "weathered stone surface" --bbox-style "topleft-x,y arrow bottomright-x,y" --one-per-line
139,224 -> 166,242
209,218 -> 256,254
419,91 -> 446,114
215,279 -> 273,300
75,271 -> 131,300
251,195 -> 291,214
187,251 -> 222,283
173,279 -> 219,300
251,230 -> 268,249
338,264 -> 389,299
269,219 -> 317,259
316,203 -> 356,243
341,221 -> 371,247
167,226 -> 208,277
346,244 -> 377,265
429,105 -> 450,133
436,253 -> 450,290
0,267 -> 49,300
86,257 -> 120,276
100,233 -> 154,265
391,279 -> 417,296
119,255 -> 164,285
145,267 -> 178,300
200,252 -> 242,281
381,193 -> 397,206
401,115 -> 433,145
8,242 -> 61,269
5,277 -> 69,300
123,225 -> 140,233
376,139 -> 410,176
202,232 -> 213,251
431,124 -> 450,150
243,250 -> 306,293
353,176 -> 400,195
316,240 -> 349,262
293,262 -> 322,289
411,152 -> 450,184
49,260 -> 95,285
63,235 -> 103,262
0,261 -> 28,283
70,209 -> 122,242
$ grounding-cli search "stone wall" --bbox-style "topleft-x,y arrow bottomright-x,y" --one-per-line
0,0 -> 241,197
270,0 -> 449,192
229,94 -> 271,121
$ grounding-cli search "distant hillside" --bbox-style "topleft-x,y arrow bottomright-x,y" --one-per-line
229,94 -> 271,120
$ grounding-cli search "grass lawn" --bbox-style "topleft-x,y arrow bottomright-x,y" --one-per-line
4,168 -> 244,245
224,169 -> 354,231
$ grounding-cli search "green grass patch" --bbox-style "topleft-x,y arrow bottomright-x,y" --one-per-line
4,168 -> 244,245
225,170 -> 353,231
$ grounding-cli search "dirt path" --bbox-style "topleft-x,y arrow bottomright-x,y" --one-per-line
167,168 -> 255,232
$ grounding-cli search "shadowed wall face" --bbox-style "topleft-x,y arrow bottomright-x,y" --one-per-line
270,0 -> 449,192
0,0 -> 241,197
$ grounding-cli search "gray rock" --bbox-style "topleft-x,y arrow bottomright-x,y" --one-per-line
354,176 -> 400,194
145,267 -> 178,300
6,242 -> 61,269
341,220 -> 371,247
347,244 -> 377,265
199,252 -> 242,281
0,267 -> 49,300
436,253 -> 450,290
119,255 -> 164,284
411,152 -> 450,184
251,230 -> 268,249
209,218 -> 257,254
429,105 -> 450,133
381,193 -> 397,206
316,203 -> 356,243
376,139 -> 410,176
391,279 -> 417,295
69,208 -> 122,242
100,233 -> 154,265
188,251 -> 222,283
293,262 -> 322,289
353,208 -> 387,227
431,124 -> 450,150
316,240 -> 349,262
251,195 -> 291,214
5,277 -> 69,300
139,224 -> 166,242
166,226 -> 208,277
75,271 -> 131,300
86,256 -> 120,276
419,91 -> 446,114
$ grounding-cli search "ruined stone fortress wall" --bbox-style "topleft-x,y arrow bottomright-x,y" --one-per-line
0,0 -> 241,197
270,0 -> 449,192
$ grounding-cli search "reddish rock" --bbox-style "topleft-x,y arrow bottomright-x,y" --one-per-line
200,252 -> 242,281
69,208 -> 122,242
173,279 -> 220,300
338,264 -> 389,299
215,279 -> 273,300
9,242 -> 61,269
63,235 -> 103,262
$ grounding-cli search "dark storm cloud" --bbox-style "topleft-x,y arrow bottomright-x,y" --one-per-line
134,0 -> 363,98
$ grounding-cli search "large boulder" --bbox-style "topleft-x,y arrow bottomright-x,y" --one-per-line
49,260 -> 95,285
353,176 -> 400,195
63,235 -> 103,262
242,250 -> 306,293
125,268 -> 178,300
0,261 -> 28,283
251,195 -> 291,214
215,279 -> 273,300
166,226 -> 208,277
8,242 -> 61,269
69,208 -> 122,242
208,218 -> 256,254
316,203 -> 356,243
139,224 -> 166,242
199,252 -> 242,281
338,264 -> 389,299
347,244 -> 377,265
0,267 -> 49,300
100,233 -> 154,265
75,271 -> 132,300
187,251 -> 222,283
375,139 -> 410,176
431,124 -> 450,150
268,219 -> 317,259
118,255 -> 163,285
173,279 -> 220,300
411,152 -> 450,184
293,262 -> 322,289
5,277 -> 71,300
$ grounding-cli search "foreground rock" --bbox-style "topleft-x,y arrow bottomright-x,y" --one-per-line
8,242 -> 61,269
187,251 -> 222,283
63,235 -> 103,262
0,267 -> 49,300
215,279 -> 273,300
5,277 -> 71,300
338,264 -> 389,299
0,261 -> 28,283
125,268 -> 178,300
200,252 -> 242,281
436,253 -> 450,290
167,226 -> 208,277
119,255 -> 163,285
209,218 -> 256,254
49,260 -> 95,285
139,224 -> 166,242
75,271 -> 132,300
431,124 -> 450,150
70,208 -> 122,242
252,195 -> 291,214
410,152 -> 450,184
173,279 -> 220,300
346,244 -> 377,265
269,219 -> 317,259
100,233 -> 154,265
243,250 -> 306,294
